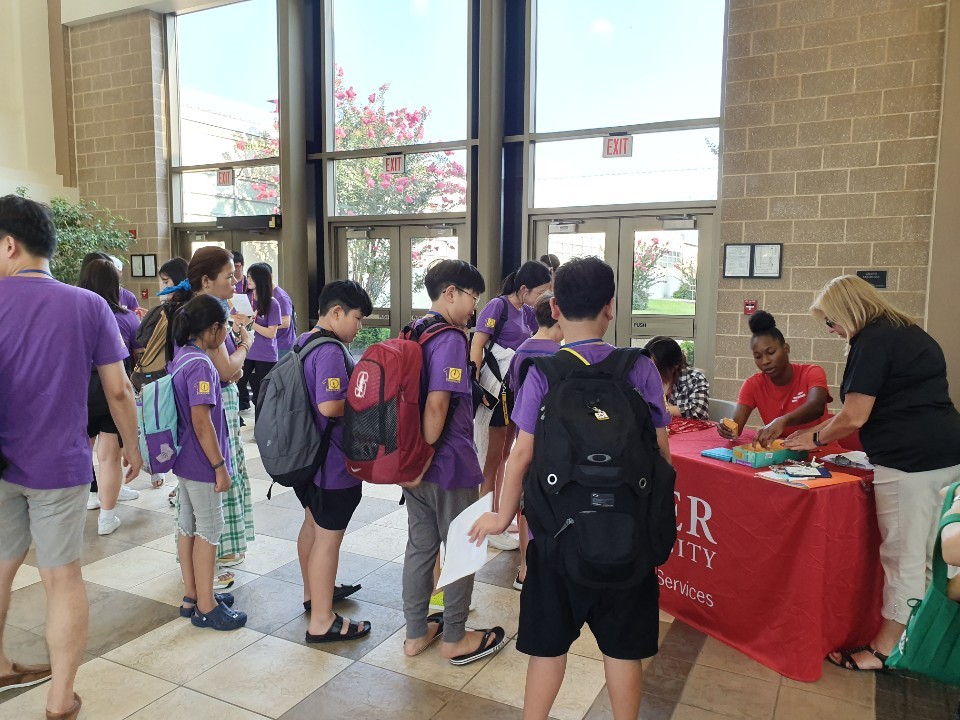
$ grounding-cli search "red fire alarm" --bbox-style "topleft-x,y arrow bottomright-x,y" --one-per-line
140,289 -> 149,300
129,229 -> 137,240
744,299 -> 757,315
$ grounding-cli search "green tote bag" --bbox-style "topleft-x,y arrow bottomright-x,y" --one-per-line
887,481 -> 960,684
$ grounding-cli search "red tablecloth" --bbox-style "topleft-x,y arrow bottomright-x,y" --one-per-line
659,428 -> 883,681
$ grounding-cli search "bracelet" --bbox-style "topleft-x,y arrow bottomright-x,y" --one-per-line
211,460 -> 225,471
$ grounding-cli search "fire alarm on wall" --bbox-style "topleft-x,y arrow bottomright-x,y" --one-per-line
141,289 -> 149,300
744,300 -> 757,315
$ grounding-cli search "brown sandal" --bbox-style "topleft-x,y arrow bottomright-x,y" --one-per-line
46,692 -> 82,720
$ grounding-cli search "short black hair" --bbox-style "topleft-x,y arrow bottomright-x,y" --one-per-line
0,196 -> 58,259
553,256 -> 615,321
424,259 -> 485,301
318,280 -> 373,317
159,257 -> 189,284
749,310 -> 785,345
539,253 -> 560,272
232,251 -> 244,265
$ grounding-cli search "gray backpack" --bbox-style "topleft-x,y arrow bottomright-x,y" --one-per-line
254,331 -> 353,499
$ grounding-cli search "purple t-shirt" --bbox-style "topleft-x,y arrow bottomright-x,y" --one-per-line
247,297 -> 283,362
119,287 -> 139,312
512,343 -> 671,436
298,332 -> 358,491
506,338 -> 560,392
0,276 -> 127,490
234,276 -> 248,295
274,286 -> 295,351
169,345 -> 229,483
115,309 -> 140,359
414,317 -> 483,490
475,296 -> 533,351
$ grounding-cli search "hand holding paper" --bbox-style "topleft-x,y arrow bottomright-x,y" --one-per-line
230,293 -> 254,317
436,493 -> 493,590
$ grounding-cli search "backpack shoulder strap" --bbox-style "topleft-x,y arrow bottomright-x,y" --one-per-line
485,296 -> 510,348
593,347 -> 646,381
296,333 -> 353,372
169,353 -> 213,379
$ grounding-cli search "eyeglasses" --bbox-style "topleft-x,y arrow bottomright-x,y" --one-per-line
456,287 -> 481,307
824,318 -> 837,329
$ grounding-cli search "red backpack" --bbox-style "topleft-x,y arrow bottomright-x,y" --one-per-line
344,317 -> 466,484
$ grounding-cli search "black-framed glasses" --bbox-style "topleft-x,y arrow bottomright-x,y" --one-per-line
456,287 -> 481,307
825,318 -> 837,329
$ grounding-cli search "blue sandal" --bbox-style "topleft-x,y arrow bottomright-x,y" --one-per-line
180,594 -> 235,618
191,602 -> 247,631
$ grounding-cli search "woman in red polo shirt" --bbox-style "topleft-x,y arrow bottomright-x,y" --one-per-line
717,310 -> 831,448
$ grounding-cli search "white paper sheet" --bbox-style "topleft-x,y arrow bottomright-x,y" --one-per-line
230,293 -> 254,317
821,451 -> 874,470
436,493 -> 493,589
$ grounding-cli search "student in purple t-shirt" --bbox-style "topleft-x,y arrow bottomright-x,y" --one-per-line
470,257 -> 671,720
169,295 -> 247,631
232,250 -> 248,295
79,259 -> 143,536
235,263 -> 281,409
503,291 -> 564,592
470,260 -> 552,551
400,259 -> 507,667
273,284 -> 296,358
294,281 -> 373,643
0,196 -> 142,715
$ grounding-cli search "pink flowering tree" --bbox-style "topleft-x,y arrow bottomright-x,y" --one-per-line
673,258 -> 697,300
226,99 -> 281,215
633,236 -> 670,311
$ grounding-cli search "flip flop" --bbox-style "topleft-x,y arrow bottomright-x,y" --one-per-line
406,612 -> 445,657
449,626 -> 507,666
826,645 -> 889,672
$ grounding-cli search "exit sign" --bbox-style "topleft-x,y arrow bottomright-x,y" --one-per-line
602,136 -> 633,158
383,155 -> 406,174
216,168 -> 235,186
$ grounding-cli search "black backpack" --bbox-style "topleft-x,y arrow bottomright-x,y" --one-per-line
522,347 -> 677,588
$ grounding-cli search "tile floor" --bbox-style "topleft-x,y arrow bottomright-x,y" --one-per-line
2,426 -> 959,720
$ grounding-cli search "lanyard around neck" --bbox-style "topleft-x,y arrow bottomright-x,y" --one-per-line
16,269 -> 53,278
564,338 -> 603,348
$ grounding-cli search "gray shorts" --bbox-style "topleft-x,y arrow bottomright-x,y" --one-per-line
176,477 -> 225,545
0,480 -> 87,568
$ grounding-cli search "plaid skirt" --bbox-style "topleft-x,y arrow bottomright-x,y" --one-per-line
219,383 -> 255,556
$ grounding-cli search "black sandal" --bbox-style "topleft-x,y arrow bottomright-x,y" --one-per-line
827,645 -> 889,672
305,613 -> 371,643
303,583 -> 362,612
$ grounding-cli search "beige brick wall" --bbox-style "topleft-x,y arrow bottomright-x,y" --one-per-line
717,0 -> 946,405
66,10 -> 169,308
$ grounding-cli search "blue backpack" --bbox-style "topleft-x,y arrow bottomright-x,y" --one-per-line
137,354 -> 214,474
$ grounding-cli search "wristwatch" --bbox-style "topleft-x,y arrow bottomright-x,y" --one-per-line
813,431 -> 827,447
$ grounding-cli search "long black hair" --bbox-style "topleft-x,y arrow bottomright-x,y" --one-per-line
172,294 -> 228,347
499,260 -> 552,297
247,262 -> 274,318
644,336 -> 685,385
79,259 -> 125,314
748,310 -> 785,345
159,257 -> 188,285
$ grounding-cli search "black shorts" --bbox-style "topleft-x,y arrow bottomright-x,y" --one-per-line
488,386 -> 515,428
294,482 -> 362,531
516,540 -> 660,660
87,414 -> 122,446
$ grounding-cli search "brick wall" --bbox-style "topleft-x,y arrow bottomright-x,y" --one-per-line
716,0 -> 946,406
66,10 -> 169,307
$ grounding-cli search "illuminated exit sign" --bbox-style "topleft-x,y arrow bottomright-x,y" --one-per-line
602,135 -> 633,158
383,155 -> 406,174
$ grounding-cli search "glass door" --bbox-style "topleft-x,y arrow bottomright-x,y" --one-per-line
176,229 -> 281,286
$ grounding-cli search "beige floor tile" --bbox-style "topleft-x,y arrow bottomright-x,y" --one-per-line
569,626 -> 603,661
12,563 -> 41,591
81,546 -> 177,591
119,482 -> 177,515
230,534 -> 299,575
0,658 -> 176,720
467,581 -> 522,639
773,686 -> 874,720
361,483 -> 404,502
680,664 -> 778,720
127,687 -> 270,719
372,507 -> 409,530
781,659 -> 874,707
462,641 -> 607,720
186,635 -> 351,718
249,476 -> 290,501
360,626 -> 495,690
341,523 -> 411,561
142,536 -> 177,554
104,618 -> 263,684
126,567 -> 260,606
659,610 -> 674,623
696,637 -> 781,683
672,704 -> 743,720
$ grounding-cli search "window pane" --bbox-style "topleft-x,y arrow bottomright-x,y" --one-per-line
335,150 -> 467,216
346,236 -> 392,308
350,327 -> 392,360
241,240 -> 280,283
332,0 -> 467,150
547,232 -> 606,266
411,235 -> 459,310
535,0 -> 724,132
632,230 -> 698,315
533,129 -> 718,207
191,240 -> 225,255
176,0 -> 279,166
180,166 -> 280,223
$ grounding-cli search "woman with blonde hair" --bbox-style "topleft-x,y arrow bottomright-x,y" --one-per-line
785,275 -> 960,672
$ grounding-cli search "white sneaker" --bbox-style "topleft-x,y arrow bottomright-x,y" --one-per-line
488,531 -> 520,551
98,516 -> 122,536
86,492 -> 101,510
117,485 -> 140,501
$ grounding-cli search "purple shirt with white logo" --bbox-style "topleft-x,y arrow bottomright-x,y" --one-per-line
169,344 -> 229,483
119,287 -> 139,312
413,316 -> 483,491
506,338 -> 560,392
512,343 -> 671,437
475,296 -> 533,351
247,297 -> 283,362
274,286 -> 295,352
298,332 -> 358,490
0,276 -> 127,490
